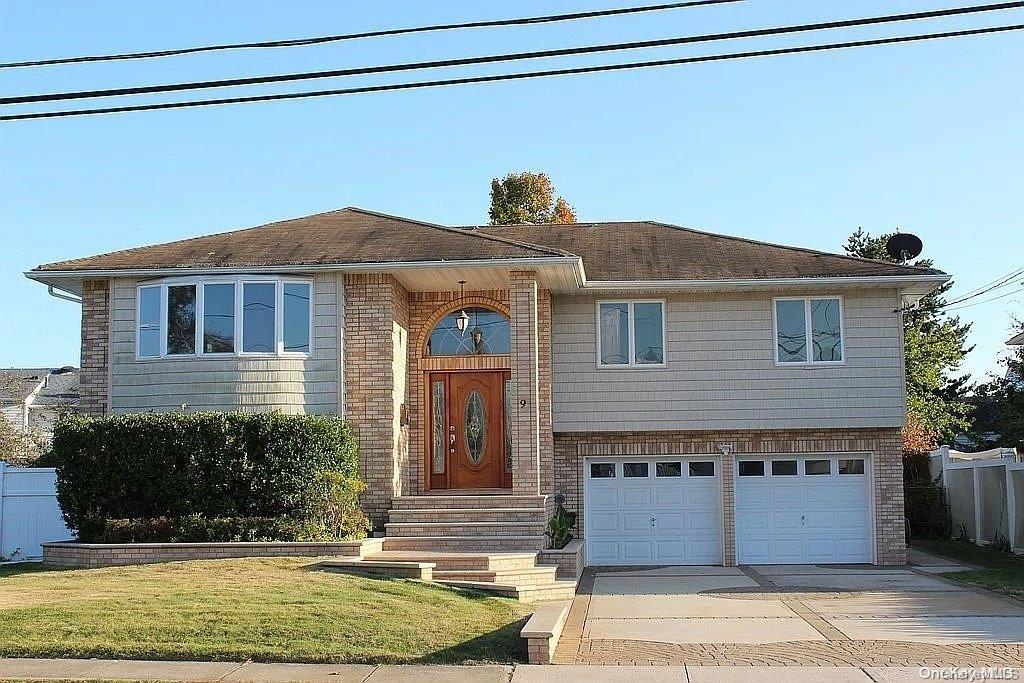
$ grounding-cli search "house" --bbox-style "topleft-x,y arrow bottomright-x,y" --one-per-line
26,207 -> 947,568
0,367 -> 79,438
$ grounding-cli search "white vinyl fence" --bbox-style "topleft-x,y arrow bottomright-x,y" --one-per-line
929,446 -> 1024,552
0,462 -> 73,561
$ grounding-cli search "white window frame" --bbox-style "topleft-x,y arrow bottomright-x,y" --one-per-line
771,295 -> 845,366
595,299 -> 667,369
135,275 -> 313,360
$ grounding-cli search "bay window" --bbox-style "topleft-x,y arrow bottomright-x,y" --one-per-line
136,277 -> 312,359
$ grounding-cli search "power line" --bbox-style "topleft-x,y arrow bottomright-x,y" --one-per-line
945,286 -> 1024,311
3,2 -> 1020,106
0,0 -> 743,69
943,267 -> 1024,306
4,23 -> 1020,122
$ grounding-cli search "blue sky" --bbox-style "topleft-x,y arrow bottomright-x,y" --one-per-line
2,1 -> 1022,381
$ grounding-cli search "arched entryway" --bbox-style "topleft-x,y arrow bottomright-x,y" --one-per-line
421,301 -> 512,490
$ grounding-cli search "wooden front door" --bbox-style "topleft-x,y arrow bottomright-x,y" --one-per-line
427,371 -> 510,489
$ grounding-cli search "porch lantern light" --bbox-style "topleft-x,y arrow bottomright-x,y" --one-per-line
455,280 -> 470,334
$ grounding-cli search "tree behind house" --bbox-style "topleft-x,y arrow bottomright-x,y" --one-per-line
844,229 -> 973,451
488,171 -> 577,225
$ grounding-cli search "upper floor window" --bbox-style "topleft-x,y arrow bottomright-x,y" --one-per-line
597,300 -> 665,367
774,296 -> 843,364
427,306 -> 510,356
137,277 -> 312,359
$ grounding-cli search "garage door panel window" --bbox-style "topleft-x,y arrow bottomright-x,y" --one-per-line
804,459 -> 831,475
689,461 -> 715,477
656,462 -> 682,477
590,463 -> 616,478
774,296 -> 844,365
738,461 -> 765,477
623,462 -> 649,478
839,458 -> 865,475
771,460 -> 798,476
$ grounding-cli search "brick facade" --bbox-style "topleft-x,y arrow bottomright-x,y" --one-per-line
510,271 -> 542,495
343,274 -> 410,528
79,279 -> 110,416
554,427 -> 906,566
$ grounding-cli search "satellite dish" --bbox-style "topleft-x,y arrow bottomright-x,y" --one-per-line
885,232 -> 923,263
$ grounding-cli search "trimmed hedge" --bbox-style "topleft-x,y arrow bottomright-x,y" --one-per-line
98,516 -> 313,543
51,412 -> 359,541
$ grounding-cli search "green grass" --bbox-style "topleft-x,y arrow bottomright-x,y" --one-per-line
913,539 -> 1024,599
0,558 -> 529,664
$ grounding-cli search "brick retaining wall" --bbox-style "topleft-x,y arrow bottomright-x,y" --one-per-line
42,539 -> 383,569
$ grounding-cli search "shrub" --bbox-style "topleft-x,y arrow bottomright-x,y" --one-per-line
51,412 -> 360,541
302,471 -> 372,541
545,503 -> 577,550
903,451 -> 951,541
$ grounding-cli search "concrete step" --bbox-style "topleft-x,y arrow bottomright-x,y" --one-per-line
382,535 -> 546,553
434,566 -> 558,586
388,508 -> 546,524
365,550 -> 538,571
437,578 -> 579,603
385,521 -> 546,537
391,494 -> 547,510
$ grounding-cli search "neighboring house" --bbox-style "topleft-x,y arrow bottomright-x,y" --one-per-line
26,207 -> 947,567
0,367 -> 79,438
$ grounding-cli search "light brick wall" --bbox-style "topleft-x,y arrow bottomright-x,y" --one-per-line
42,539 -> 380,569
510,271 -> 541,495
79,279 -> 110,416
554,427 -> 906,566
343,274 -> 410,528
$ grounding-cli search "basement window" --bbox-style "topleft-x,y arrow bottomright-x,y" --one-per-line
136,277 -> 312,359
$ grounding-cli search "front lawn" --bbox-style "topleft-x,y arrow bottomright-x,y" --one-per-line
914,539 -> 1024,599
0,558 -> 528,664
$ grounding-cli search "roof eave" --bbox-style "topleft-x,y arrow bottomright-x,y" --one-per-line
26,255 -> 587,295
581,274 -> 950,293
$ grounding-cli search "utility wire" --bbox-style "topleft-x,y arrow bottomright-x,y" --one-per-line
943,267 -> 1024,306
0,0 -> 743,69
4,23 -> 1020,122
945,286 -> 1024,311
3,2 -> 1020,106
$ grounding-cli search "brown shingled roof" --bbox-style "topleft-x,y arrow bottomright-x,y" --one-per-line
30,207 -> 941,282
34,208 -> 568,272
470,221 -> 942,281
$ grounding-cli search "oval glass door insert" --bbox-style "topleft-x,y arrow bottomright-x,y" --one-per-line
465,390 -> 486,465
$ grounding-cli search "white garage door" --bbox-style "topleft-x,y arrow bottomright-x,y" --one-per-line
585,457 -> 722,565
736,455 -> 873,564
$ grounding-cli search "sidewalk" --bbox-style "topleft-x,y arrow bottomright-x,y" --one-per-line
1,658 -> 1020,682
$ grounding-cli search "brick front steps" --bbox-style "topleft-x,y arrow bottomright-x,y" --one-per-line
320,494 -> 580,601
384,494 -> 548,552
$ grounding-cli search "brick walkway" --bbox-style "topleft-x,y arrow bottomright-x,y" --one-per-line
553,568 -> 1024,667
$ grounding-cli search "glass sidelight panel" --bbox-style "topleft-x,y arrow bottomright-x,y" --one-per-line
504,379 -> 512,472
465,389 -> 486,465
431,380 -> 445,475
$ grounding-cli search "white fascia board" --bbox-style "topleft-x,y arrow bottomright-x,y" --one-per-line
26,255 -> 586,292
582,274 -> 950,292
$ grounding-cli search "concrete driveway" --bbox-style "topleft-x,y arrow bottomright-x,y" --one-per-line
555,563 -> 1024,666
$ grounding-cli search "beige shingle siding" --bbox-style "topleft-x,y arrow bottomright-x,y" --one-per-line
550,288 -> 906,431
108,274 -> 340,415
